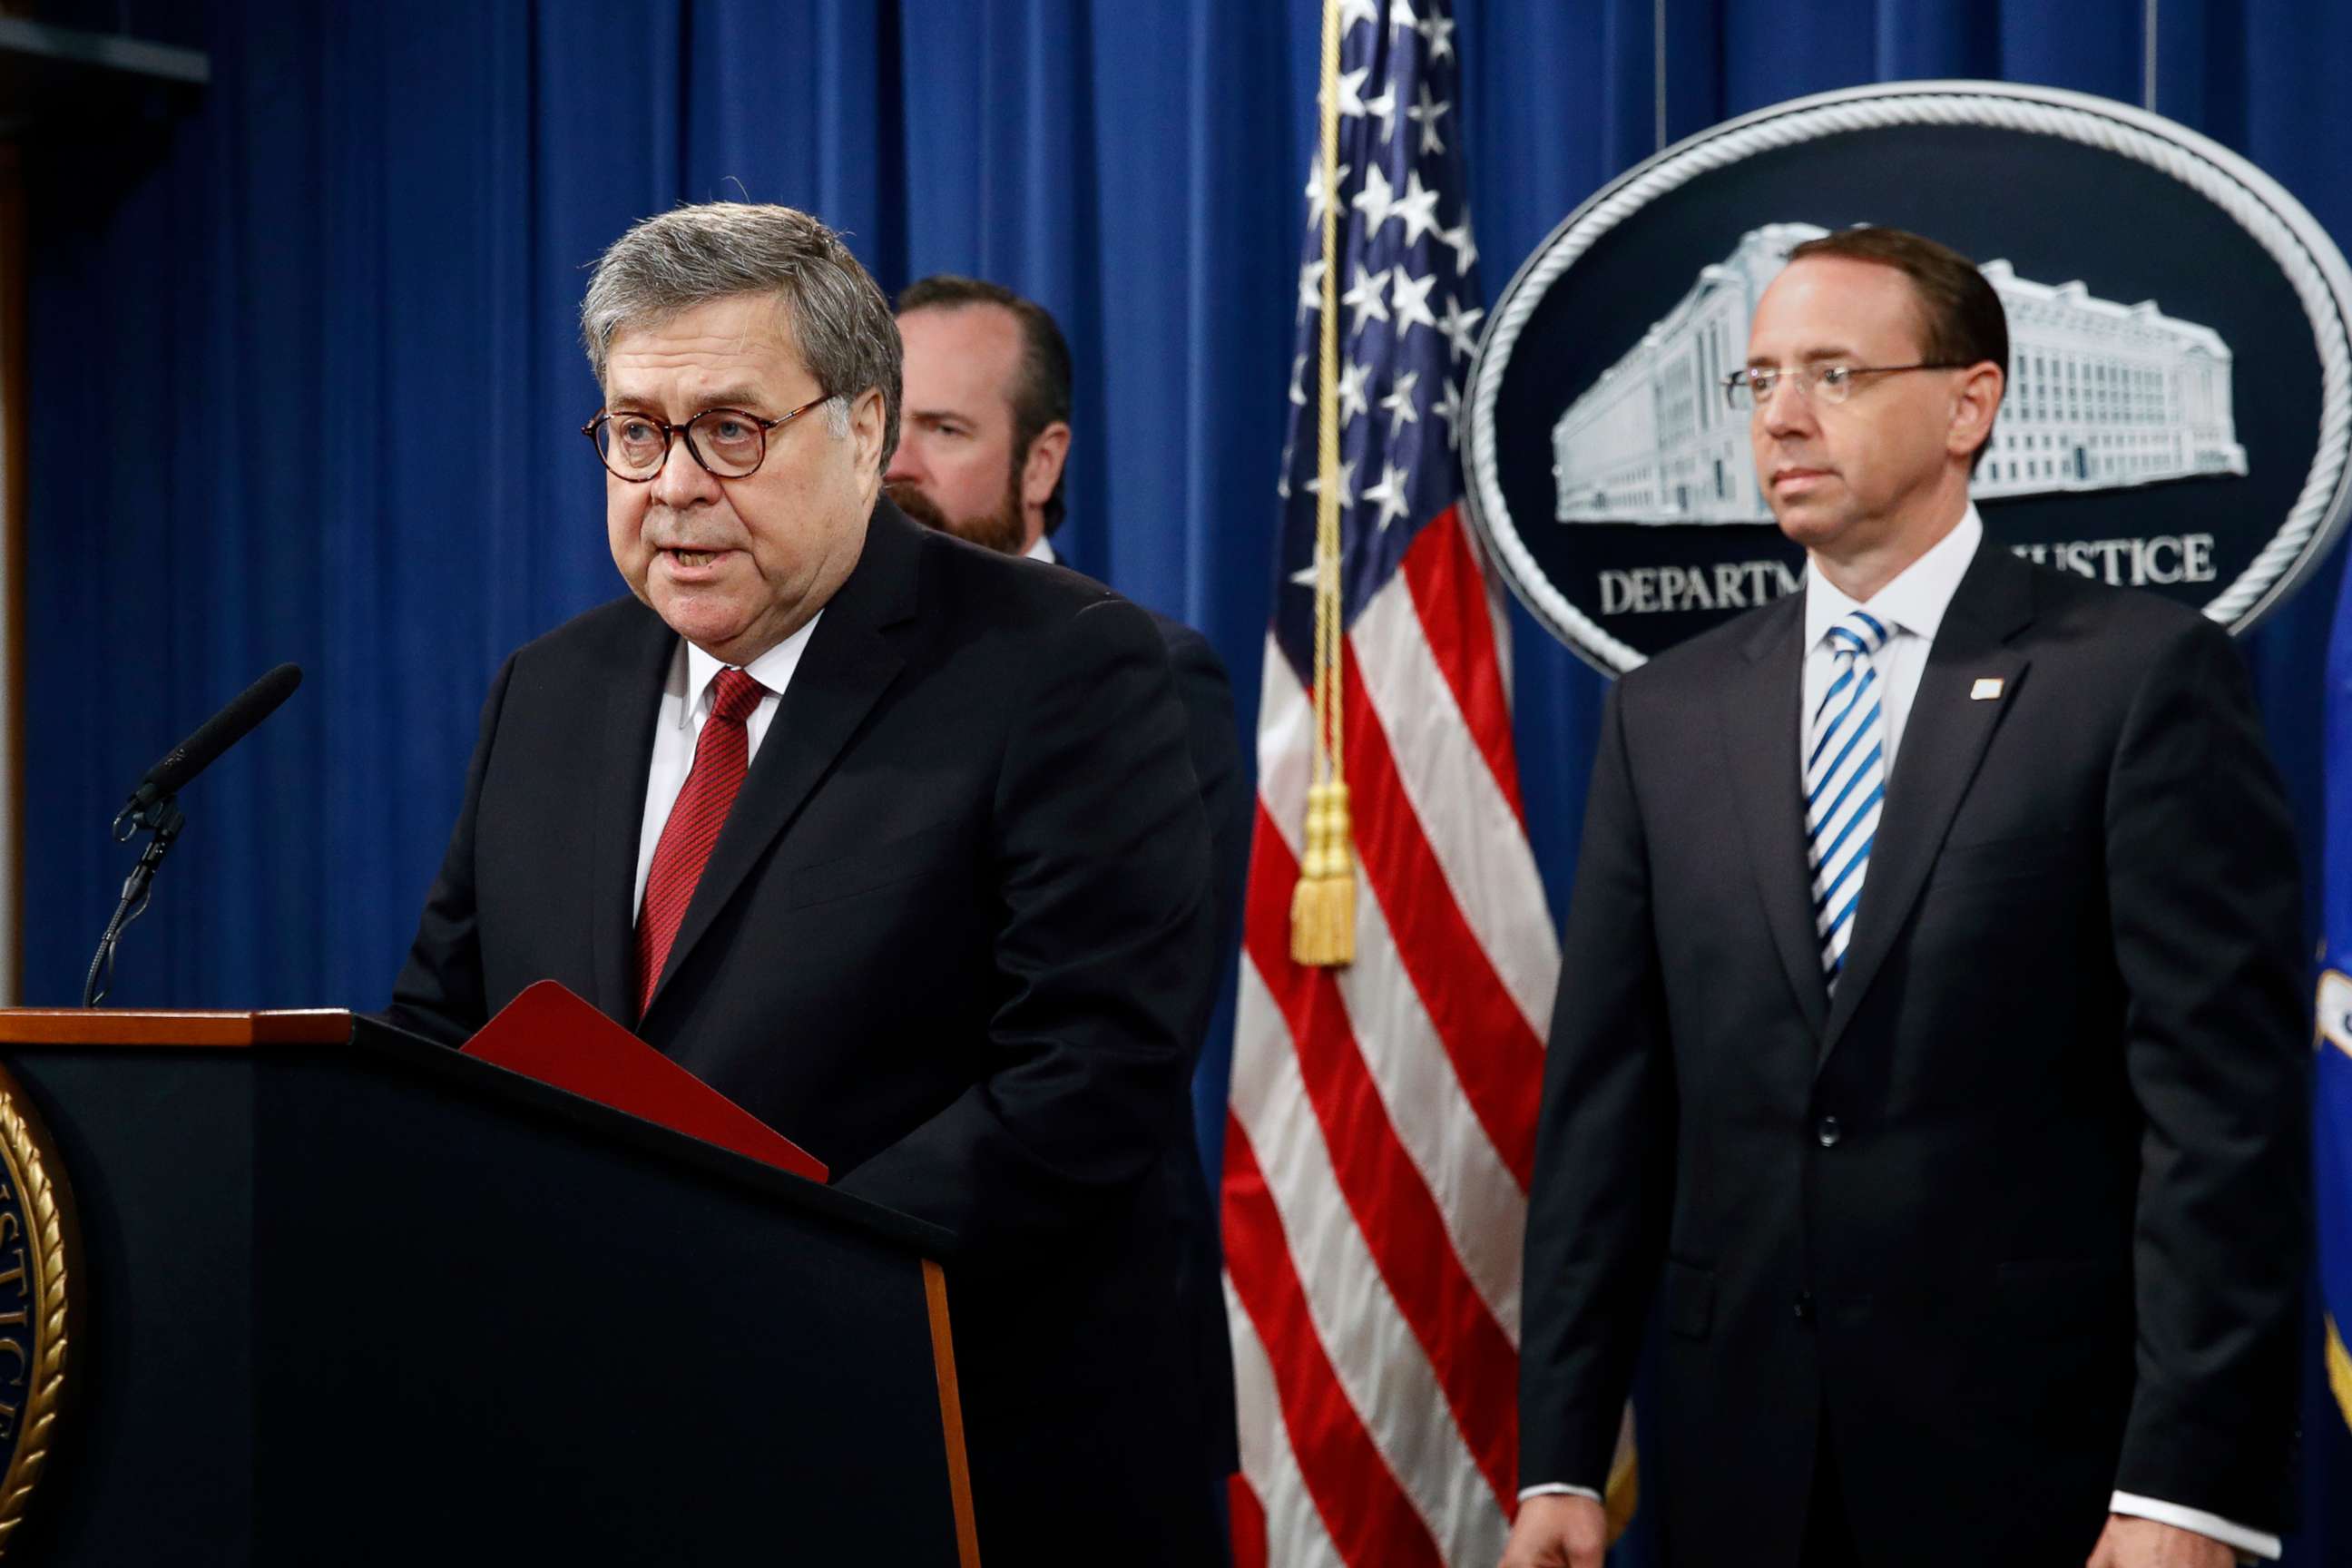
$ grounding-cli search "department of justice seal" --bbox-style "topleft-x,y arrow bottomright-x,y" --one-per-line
0,1067 -> 74,1556
1465,80 -> 2352,673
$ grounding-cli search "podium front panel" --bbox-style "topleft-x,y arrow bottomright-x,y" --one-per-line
0,1023 -> 971,1566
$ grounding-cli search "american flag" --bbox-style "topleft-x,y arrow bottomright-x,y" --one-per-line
1219,2 -> 1569,1563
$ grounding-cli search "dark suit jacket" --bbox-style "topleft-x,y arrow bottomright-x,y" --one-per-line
1142,606 -> 1248,1481
390,499 -> 1223,1563
1151,611 -> 1249,966
1519,544 -> 2307,1567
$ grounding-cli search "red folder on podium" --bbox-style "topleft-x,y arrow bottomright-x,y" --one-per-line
462,980 -> 827,1182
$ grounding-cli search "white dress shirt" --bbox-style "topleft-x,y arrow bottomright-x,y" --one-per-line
1524,505 -> 2279,1561
1024,534 -> 1055,564
631,615 -> 822,916
1798,505 -> 1983,772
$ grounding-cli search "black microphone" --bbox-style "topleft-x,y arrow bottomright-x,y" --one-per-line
123,663 -> 303,817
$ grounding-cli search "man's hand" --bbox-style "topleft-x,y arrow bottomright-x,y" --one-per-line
2085,1515 -> 2238,1568
1498,1494 -> 1608,1568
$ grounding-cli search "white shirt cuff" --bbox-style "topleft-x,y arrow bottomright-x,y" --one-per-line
1524,1485 -> 2273,1555
2109,1492 -> 2281,1561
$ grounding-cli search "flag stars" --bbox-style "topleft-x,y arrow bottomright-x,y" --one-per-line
1341,268 -> 1392,337
1332,66 -> 1370,120
1351,163 -> 1397,233
1379,371 -> 1422,439
1279,8 -> 1472,551
1439,218 -> 1478,275
1393,172 -> 1444,246
1297,260 -> 1326,324
1389,269 -> 1439,335
1437,294 -> 1485,363
1363,459 -> 1414,532
1407,83 -> 1451,156
1417,10 -> 1455,62
1435,377 -> 1465,448
1306,163 -> 1352,230
1304,456 -> 1359,509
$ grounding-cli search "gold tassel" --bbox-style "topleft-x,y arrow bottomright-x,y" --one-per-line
1289,782 -> 1357,966
1290,0 -> 1356,971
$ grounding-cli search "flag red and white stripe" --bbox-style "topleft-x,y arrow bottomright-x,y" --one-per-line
1224,505 -> 1556,1567
1218,3 -> 1610,1561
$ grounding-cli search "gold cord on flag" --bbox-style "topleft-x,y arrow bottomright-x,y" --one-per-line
1291,0 -> 1356,968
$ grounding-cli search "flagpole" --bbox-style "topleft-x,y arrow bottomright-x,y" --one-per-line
1293,0 -> 1356,968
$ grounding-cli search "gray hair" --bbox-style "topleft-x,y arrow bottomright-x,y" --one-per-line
581,202 -> 901,470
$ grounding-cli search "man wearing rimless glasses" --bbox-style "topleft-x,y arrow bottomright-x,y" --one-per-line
389,201 -> 1226,1563
1506,228 -> 2305,1568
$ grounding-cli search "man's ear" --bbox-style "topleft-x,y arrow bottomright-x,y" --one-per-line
1022,421 -> 1072,508
1950,361 -> 2004,465
848,387 -> 888,475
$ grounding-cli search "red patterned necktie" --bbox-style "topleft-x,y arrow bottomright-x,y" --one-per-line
635,666 -> 766,1017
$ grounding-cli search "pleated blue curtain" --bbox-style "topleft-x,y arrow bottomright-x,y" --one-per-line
36,0 -> 2349,1015
23,2 -> 2352,1557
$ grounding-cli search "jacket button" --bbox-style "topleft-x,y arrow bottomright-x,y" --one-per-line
1793,1290 -> 1815,1324
1817,1115 -> 1843,1148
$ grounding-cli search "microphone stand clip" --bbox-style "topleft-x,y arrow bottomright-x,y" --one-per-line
83,793 -> 187,1008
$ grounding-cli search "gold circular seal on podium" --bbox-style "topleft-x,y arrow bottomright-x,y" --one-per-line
0,1068 -> 74,1556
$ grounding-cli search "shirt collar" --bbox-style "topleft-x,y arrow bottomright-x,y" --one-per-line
677,611 -> 823,729
1804,504 -> 1984,650
1024,535 -> 1056,564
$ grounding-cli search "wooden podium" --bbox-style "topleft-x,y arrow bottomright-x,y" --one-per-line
0,1009 -> 981,1566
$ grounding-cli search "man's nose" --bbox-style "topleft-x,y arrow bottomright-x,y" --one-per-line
883,437 -> 926,487
1758,376 -> 1816,436
649,429 -> 724,505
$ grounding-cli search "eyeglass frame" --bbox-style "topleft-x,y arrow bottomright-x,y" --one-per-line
1721,362 -> 1970,411
581,393 -> 834,481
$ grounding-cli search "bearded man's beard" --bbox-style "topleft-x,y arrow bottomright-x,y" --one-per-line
887,462 -> 1028,556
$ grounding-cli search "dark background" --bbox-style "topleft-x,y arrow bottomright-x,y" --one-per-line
14,1 -> 2350,1561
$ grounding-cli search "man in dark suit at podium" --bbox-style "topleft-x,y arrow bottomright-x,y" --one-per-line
1502,228 -> 2306,1568
389,201 -> 1223,1563
886,272 -> 1248,1529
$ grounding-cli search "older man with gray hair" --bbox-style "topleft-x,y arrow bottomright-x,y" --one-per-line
389,201 -> 1224,1561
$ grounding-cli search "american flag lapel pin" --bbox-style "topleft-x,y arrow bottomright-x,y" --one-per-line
1970,677 -> 2005,701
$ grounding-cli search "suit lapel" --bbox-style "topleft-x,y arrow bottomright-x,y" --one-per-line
1818,544 -> 2035,1063
1717,593 -> 1829,1037
641,499 -> 920,1021
588,612 -> 678,1024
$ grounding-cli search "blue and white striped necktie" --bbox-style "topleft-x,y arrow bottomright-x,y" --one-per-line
1806,609 -> 1893,985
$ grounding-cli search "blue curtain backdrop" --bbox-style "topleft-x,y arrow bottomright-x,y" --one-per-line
23,0 -> 2351,1558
